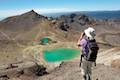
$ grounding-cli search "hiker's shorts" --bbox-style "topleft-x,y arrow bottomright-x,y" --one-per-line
81,59 -> 93,76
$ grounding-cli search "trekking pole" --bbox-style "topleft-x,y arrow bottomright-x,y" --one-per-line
94,61 -> 96,66
79,55 -> 82,67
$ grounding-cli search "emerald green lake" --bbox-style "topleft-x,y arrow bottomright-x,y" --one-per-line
43,48 -> 81,62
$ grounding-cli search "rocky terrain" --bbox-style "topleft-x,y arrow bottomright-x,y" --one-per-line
0,10 -> 120,80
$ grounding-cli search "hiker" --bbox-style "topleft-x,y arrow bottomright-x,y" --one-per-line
77,27 -> 99,80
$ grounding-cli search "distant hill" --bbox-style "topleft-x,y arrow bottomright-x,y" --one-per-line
1,10 -> 120,21
82,11 -> 120,19
43,11 -> 120,20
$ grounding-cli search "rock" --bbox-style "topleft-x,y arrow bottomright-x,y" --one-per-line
111,59 -> 120,69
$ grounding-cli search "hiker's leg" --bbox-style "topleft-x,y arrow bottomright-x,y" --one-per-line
81,68 -> 87,80
81,60 -> 87,80
87,61 -> 93,80
85,73 -> 91,80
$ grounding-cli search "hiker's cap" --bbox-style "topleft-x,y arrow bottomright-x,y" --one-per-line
84,27 -> 96,39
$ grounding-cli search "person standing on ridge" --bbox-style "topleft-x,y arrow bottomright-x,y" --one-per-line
77,27 -> 99,80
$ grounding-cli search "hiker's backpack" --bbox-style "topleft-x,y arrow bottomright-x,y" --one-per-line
87,39 -> 99,62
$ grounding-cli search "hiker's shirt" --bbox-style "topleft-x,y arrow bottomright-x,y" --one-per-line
80,38 -> 89,56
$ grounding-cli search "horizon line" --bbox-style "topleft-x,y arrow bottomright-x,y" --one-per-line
0,9 -> 120,21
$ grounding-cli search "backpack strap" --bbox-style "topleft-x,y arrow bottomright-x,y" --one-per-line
88,39 -> 99,50
79,54 -> 83,67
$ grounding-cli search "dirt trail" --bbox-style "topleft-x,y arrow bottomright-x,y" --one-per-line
1,62 -> 120,80
97,47 -> 120,66
38,62 -> 120,80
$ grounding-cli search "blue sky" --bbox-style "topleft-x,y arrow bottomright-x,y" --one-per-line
0,0 -> 120,19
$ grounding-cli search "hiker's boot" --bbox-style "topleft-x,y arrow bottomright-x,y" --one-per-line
83,75 -> 86,80
86,74 -> 91,80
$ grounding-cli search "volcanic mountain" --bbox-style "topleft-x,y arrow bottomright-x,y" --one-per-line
0,10 -> 120,80
0,10 -> 66,42
0,10 -> 120,47
0,10 -> 47,31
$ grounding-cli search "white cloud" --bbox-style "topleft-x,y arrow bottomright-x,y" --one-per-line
0,8 -> 79,18
35,8 -> 79,13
